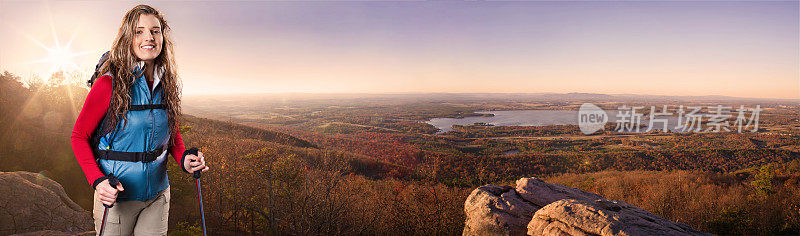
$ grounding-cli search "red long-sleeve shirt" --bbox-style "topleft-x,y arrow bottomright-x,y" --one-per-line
70,75 -> 187,187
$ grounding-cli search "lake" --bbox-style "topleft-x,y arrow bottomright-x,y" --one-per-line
425,110 -> 683,133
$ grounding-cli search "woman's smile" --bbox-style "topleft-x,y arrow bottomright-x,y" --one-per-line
132,14 -> 163,62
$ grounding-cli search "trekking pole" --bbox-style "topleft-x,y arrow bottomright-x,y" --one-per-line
99,175 -> 120,236
188,147 -> 208,236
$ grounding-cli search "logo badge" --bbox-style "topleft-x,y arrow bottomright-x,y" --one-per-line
578,103 -> 607,135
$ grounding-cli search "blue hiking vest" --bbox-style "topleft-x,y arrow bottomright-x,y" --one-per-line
94,62 -> 172,202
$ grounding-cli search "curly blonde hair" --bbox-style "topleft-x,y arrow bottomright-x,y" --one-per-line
98,4 -> 181,146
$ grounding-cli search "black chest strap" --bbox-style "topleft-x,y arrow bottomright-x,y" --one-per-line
94,145 -> 167,163
129,104 -> 166,111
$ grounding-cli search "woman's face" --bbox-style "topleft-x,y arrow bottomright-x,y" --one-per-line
132,14 -> 163,63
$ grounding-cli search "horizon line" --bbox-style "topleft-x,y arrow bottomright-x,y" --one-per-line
182,91 -> 800,102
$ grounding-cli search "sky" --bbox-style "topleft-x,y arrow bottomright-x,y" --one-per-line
0,0 -> 798,99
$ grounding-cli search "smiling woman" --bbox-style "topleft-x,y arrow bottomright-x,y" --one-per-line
132,15 -> 163,66
69,4 -> 209,236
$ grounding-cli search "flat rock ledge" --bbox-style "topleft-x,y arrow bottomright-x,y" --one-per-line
463,177 -> 711,236
0,171 -> 93,235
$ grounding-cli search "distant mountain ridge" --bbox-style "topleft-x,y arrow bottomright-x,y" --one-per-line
181,115 -> 318,149
184,92 -> 798,103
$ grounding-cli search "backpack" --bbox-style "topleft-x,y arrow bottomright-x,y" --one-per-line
87,51 -> 111,87
86,51 -> 115,155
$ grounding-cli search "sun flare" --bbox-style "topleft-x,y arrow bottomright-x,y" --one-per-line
29,36 -> 93,78
47,46 -> 75,72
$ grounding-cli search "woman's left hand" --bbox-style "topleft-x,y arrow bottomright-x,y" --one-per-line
184,151 -> 210,173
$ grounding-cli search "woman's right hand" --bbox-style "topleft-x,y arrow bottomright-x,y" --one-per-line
97,179 -> 125,206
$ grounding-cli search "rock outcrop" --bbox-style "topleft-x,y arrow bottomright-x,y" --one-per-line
0,171 -> 93,235
463,177 -> 710,236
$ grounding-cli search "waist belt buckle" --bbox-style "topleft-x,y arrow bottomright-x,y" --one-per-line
144,149 -> 158,163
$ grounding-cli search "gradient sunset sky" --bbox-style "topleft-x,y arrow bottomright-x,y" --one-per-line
1,1 -> 797,99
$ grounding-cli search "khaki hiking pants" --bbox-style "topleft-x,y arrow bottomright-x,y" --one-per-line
92,187 -> 170,236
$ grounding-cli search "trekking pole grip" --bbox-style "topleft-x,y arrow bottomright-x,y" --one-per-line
103,175 -> 120,208
187,147 -> 202,179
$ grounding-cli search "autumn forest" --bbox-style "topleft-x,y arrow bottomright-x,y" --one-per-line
1,72 -> 798,235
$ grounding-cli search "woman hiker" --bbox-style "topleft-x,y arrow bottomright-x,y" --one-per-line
70,4 -> 209,235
